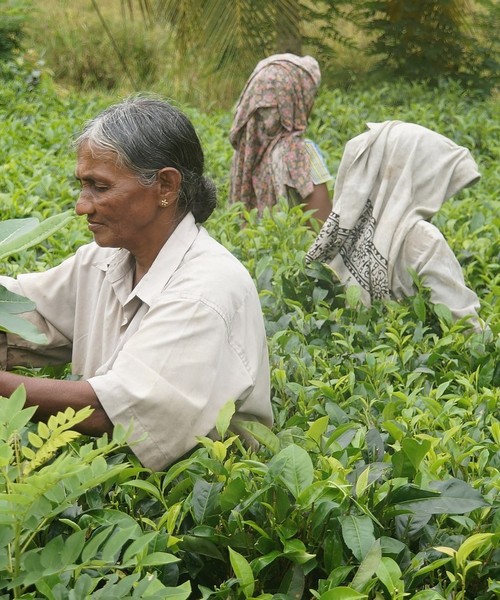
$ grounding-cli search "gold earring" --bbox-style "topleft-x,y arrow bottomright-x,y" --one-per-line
160,197 -> 169,207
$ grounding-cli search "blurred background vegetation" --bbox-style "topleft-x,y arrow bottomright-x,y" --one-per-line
0,0 -> 498,109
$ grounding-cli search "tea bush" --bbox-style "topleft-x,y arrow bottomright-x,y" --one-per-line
0,65 -> 498,598
0,0 -> 29,62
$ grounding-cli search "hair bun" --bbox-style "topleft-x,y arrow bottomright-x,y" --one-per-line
190,175 -> 217,223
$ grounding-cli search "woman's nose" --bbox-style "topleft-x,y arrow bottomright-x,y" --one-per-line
75,192 -> 94,216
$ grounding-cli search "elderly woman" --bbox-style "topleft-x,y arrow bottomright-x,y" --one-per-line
0,97 -> 272,470
306,120 -> 483,330
229,53 -> 332,221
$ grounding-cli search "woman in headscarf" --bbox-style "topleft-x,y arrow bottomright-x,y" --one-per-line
306,120 -> 483,330
229,53 -> 332,222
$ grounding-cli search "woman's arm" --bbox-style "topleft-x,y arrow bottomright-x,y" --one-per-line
0,371 -> 113,436
394,221 -> 482,329
302,140 -> 332,224
304,182 -> 332,223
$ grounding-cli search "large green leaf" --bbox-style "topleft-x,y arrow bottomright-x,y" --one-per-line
319,588 -> 368,600
411,590 -> 447,599
375,557 -> 403,597
161,580 -> 192,600
277,563 -> 306,599
339,515 -> 376,561
0,211 -> 73,260
0,311 -> 47,344
228,547 -> 255,599
179,535 -> 224,560
236,419 -> 280,454
0,218 -> 39,248
351,539 -> 382,592
270,444 -> 314,500
138,552 -> 180,567
386,484 -> 441,505
0,212 -> 73,343
392,437 -> 432,477
394,478 -> 488,515
0,286 -> 36,314
191,479 -> 223,524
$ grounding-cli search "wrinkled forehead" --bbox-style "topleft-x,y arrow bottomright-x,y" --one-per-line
76,139 -> 120,165
75,140 -> 133,180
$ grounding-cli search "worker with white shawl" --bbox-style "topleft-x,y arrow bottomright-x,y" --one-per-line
306,120 -> 483,329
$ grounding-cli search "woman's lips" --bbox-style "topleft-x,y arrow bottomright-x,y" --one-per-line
87,221 -> 103,232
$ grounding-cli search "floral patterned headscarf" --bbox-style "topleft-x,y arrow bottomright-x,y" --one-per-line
229,54 -> 321,211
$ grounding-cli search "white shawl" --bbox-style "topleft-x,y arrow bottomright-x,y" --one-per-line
306,121 -> 481,309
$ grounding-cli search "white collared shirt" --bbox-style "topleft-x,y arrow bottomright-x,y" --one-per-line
0,213 -> 272,469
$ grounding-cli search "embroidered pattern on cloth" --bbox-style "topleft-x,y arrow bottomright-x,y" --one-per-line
307,200 -> 390,299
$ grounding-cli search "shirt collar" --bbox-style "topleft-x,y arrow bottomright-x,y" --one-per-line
93,212 -> 199,306
132,212 -> 199,305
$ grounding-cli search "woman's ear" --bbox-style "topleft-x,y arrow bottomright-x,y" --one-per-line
157,167 -> 182,202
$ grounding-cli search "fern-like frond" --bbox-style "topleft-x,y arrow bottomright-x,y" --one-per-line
22,407 -> 94,477
24,430 -> 82,476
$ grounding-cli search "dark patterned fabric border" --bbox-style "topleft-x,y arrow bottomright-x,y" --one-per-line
306,200 -> 390,299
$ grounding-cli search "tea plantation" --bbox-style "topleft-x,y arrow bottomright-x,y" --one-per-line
0,63 -> 498,599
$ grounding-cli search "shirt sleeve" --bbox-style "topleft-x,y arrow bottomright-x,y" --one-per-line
304,139 -> 333,186
88,290 -> 270,471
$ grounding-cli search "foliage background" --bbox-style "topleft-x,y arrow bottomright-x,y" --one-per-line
6,0 -> 498,107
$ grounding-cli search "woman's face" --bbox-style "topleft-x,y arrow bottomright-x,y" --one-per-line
75,142 -> 166,254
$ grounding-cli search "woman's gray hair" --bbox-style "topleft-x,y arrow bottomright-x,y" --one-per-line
74,96 -> 217,223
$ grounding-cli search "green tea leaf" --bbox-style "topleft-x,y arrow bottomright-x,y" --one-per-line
191,479 -> 223,524
351,539 -> 382,592
270,444 -> 314,499
81,526 -> 115,563
157,580 -> 191,600
346,285 -> 362,308
236,419 -> 280,454
340,515 -> 376,561
319,587 -> 368,600
411,591 -> 447,600
455,533 -> 494,567
138,551 -> 179,567
120,479 -> 164,504
101,525 -> 139,562
375,556 -> 403,596
306,415 -> 329,444
122,531 -> 158,564
229,547 -> 255,598
413,294 -> 426,321
215,399 -> 235,439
